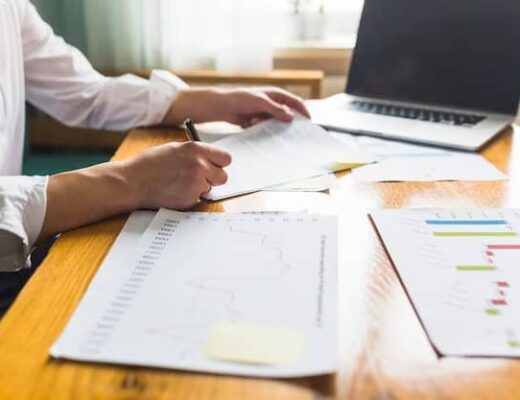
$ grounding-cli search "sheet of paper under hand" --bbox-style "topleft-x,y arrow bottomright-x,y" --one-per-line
264,173 -> 337,192
205,117 -> 373,200
196,121 -> 243,143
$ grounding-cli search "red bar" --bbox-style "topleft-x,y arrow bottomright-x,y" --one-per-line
486,251 -> 494,256
497,281 -> 510,287
488,244 -> 520,250
491,299 -> 508,306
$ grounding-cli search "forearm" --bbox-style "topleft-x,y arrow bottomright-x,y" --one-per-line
163,88 -> 229,126
162,87 -> 305,127
38,161 -> 138,242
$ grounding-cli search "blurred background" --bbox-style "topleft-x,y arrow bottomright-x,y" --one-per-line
25,0 -> 364,175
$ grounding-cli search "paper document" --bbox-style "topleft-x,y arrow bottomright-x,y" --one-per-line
331,133 -> 506,182
371,209 -> 520,357
265,173 -> 336,192
51,209 -> 338,377
352,153 -> 506,182
206,117 -> 372,200
196,121 -> 243,143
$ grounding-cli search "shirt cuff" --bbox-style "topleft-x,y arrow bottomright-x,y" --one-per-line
0,176 -> 48,271
144,70 -> 189,127
23,176 -> 48,251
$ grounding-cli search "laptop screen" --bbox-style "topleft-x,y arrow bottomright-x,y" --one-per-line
346,0 -> 520,115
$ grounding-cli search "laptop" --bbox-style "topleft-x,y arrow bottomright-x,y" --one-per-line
309,0 -> 520,151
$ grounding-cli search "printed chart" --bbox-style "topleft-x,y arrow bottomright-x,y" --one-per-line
371,209 -> 520,357
51,210 -> 337,377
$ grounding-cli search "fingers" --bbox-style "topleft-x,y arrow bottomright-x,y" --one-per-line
248,116 -> 270,126
201,181 -> 213,197
205,163 -> 228,186
203,143 -> 232,168
186,141 -> 232,168
266,90 -> 311,119
181,142 -> 229,190
239,115 -> 271,128
259,96 -> 295,122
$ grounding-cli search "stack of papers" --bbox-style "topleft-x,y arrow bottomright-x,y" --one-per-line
51,209 -> 338,377
197,117 -> 506,192
205,117 -> 373,200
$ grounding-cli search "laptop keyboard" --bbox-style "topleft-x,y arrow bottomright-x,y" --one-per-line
350,100 -> 486,127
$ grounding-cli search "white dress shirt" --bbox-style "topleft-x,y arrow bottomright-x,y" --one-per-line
0,0 -> 188,271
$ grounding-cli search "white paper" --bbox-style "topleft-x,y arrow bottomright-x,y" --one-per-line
371,209 -> 520,357
51,209 -> 338,378
331,133 -> 507,182
206,117 -> 372,200
352,153 -> 506,182
196,121 -> 243,143
264,173 -> 336,192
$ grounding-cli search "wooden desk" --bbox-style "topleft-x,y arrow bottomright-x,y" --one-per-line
0,125 -> 519,400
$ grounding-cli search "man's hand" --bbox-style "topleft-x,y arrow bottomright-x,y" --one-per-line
163,87 -> 311,127
40,142 -> 231,241
123,141 -> 231,210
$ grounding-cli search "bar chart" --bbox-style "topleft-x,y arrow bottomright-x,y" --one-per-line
371,209 -> 520,357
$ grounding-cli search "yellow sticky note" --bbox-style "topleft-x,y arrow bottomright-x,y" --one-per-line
331,161 -> 369,172
328,151 -> 375,172
205,322 -> 305,366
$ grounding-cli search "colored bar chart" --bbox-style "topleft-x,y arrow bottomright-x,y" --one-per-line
456,265 -> 495,272
426,219 -> 517,238
425,220 -> 507,225
488,244 -> 520,250
485,281 -> 510,316
371,209 -> 520,357
434,232 -> 516,237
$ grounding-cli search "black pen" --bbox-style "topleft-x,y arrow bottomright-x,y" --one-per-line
183,118 -> 202,142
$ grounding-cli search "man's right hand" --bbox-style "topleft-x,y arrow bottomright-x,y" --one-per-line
123,141 -> 232,210
40,141 -> 231,242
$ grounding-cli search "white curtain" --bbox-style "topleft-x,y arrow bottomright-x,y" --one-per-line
83,0 -> 274,71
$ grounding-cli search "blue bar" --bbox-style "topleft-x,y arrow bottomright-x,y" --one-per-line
425,220 -> 507,225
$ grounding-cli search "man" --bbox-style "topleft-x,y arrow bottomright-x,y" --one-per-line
0,0 -> 309,312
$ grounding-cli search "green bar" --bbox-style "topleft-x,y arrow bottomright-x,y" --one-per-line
456,265 -> 496,271
485,308 -> 500,315
434,232 -> 517,237
508,340 -> 520,348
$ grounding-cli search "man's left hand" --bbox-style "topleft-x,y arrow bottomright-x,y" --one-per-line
163,87 -> 311,127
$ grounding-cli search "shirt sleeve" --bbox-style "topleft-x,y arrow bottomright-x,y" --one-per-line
20,1 -> 188,131
0,176 -> 48,271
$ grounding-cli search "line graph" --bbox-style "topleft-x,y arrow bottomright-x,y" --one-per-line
49,209 -> 337,377
141,218 -> 314,362
182,222 -> 294,320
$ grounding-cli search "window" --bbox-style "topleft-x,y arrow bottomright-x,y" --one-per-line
271,0 -> 364,48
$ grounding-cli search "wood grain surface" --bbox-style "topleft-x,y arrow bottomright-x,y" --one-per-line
0,125 -> 518,400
